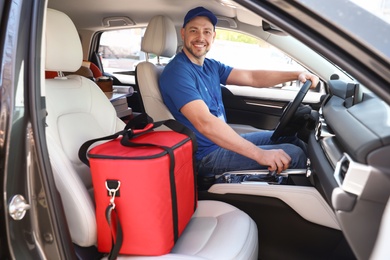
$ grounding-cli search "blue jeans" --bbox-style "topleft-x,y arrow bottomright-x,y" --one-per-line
197,131 -> 307,177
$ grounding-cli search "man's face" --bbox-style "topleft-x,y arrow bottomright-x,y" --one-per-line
181,16 -> 216,63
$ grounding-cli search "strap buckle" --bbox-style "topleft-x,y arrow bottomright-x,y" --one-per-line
105,180 -> 121,209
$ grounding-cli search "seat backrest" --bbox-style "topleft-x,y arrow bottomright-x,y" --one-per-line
44,8 -> 125,247
135,15 -> 177,121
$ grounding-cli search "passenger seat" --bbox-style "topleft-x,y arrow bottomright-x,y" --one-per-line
44,8 -> 258,260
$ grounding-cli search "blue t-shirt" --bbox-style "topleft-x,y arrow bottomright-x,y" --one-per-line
159,52 -> 233,161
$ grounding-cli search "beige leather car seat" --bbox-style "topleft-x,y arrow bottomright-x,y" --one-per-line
135,15 -> 176,122
44,9 -> 258,259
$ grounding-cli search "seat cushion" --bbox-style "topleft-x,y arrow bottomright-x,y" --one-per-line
116,200 -> 258,260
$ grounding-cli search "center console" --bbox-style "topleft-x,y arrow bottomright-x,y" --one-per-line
202,168 -> 340,230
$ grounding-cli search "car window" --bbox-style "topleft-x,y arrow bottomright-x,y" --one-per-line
208,29 -> 304,72
207,29 -> 324,95
99,28 -> 305,74
99,28 -> 145,76
99,28 -> 322,94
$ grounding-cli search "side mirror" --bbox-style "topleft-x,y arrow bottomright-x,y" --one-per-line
262,20 -> 288,36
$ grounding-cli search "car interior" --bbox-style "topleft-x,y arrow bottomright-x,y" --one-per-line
28,0 -> 390,259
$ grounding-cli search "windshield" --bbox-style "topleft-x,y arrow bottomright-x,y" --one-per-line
302,0 -> 390,60
350,0 -> 390,24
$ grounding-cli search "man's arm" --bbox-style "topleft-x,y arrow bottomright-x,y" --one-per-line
180,99 -> 291,173
226,69 -> 319,88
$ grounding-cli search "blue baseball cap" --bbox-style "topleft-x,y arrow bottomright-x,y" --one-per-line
182,7 -> 218,28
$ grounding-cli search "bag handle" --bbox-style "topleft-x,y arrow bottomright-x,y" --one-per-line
78,131 -> 123,167
78,113 -> 152,166
123,112 -> 153,130
78,114 -> 197,167
120,119 -> 197,152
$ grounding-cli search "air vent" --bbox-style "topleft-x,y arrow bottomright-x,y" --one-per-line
333,153 -> 372,196
334,154 -> 350,186
339,158 -> 350,181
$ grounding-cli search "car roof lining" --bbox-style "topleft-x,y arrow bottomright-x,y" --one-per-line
47,0 -> 263,31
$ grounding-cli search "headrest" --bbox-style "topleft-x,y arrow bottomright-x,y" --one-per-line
141,15 -> 177,58
45,9 -> 83,72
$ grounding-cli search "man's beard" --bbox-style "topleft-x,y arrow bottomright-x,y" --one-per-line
184,42 -> 209,60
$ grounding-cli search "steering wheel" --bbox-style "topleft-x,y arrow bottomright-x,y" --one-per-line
271,80 -> 312,142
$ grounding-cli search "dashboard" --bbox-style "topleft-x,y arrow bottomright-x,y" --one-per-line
308,79 -> 390,259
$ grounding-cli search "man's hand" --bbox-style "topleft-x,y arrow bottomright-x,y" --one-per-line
298,72 -> 319,89
255,148 -> 291,174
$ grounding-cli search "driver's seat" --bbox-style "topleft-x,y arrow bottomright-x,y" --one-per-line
135,15 -> 176,122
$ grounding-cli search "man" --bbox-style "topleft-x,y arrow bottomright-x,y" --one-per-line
159,6 -> 319,177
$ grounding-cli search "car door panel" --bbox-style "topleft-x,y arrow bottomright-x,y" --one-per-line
223,85 -> 324,130
222,86 -> 284,129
